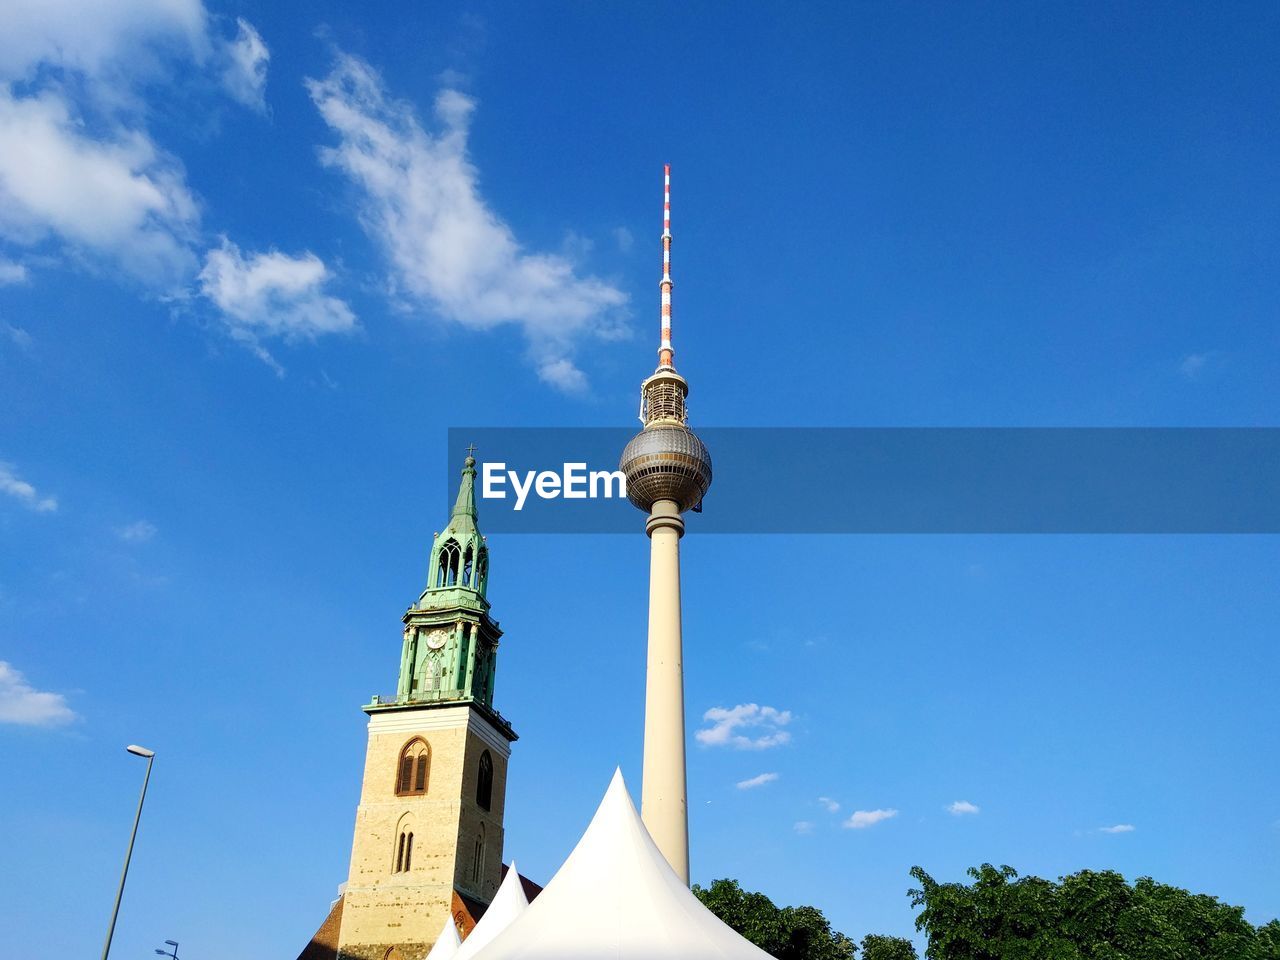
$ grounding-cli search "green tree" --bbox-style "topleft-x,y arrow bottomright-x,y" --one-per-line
693,878 -> 857,960
1258,920 -> 1280,959
908,863 -> 1277,960
861,934 -> 919,960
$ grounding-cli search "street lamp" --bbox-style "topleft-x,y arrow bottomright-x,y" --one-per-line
99,745 -> 156,960
156,939 -> 180,960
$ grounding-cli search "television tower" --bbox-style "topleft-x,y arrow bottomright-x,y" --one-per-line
619,164 -> 713,884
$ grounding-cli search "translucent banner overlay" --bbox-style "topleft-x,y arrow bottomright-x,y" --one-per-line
447,428 -> 1280,534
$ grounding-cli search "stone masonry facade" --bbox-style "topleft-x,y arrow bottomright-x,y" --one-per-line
336,705 -> 510,960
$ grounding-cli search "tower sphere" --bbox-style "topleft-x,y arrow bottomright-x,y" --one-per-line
619,421 -> 713,514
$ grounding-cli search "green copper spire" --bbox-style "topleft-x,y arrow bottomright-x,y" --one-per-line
450,453 -> 479,524
424,454 -> 487,599
375,450 -> 509,724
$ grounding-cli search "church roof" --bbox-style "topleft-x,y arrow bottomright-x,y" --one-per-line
295,891 -> 344,960
467,769 -> 776,960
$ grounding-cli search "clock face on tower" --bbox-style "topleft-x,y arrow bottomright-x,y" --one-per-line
425,628 -> 448,650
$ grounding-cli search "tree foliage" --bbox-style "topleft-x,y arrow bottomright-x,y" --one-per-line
861,934 -> 920,960
693,878 -> 857,960
908,863 -> 1280,960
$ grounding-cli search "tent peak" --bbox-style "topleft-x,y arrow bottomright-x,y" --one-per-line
462,767 -> 775,959
455,856 -> 529,960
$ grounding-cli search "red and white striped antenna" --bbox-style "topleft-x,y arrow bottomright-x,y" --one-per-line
658,163 -> 675,370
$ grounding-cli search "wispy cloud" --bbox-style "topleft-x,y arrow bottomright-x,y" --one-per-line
612,226 -> 634,252
817,796 -> 840,813
1098,823 -> 1135,834
0,0 -> 294,371
0,4 -> 249,285
844,808 -> 898,830
0,85 -> 199,286
3,322 -> 32,349
0,661 -> 76,726
116,520 -> 157,543
221,18 -> 269,111
199,239 -> 357,369
1180,353 -> 1209,378
0,257 -> 27,285
306,53 -> 628,392
793,820 -> 815,835
0,0 -> 209,83
947,800 -> 980,816
736,772 -> 779,790
696,703 -> 792,750
0,462 -> 57,512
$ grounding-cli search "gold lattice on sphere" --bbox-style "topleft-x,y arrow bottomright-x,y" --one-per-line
619,423 -> 713,513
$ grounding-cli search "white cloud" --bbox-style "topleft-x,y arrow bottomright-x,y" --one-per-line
0,462 -> 57,512
1099,824 -> 1135,834
0,661 -> 76,726
844,808 -> 898,830
948,800 -> 980,816
0,257 -> 27,284
199,240 -> 357,359
793,821 -> 815,835
0,87 -> 199,286
0,0 -> 209,83
613,226 -> 634,252
817,796 -> 840,813
117,520 -> 157,543
305,54 -> 627,391
696,703 -> 792,750
736,772 -> 779,790
536,357 -> 589,394
0,3 -> 278,296
221,18 -> 268,111
4,322 -> 32,349
1180,353 -> 1209,378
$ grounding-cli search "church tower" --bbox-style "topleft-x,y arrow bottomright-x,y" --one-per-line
336,455 -> 517,960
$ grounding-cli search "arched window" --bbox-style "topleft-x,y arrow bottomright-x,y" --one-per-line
423,656 -> 442,692
476,750 -> 493,811
471,823 -> 486,882
395,828 -> 414,873
396,739 -> 430,796
476,549 -> 489,594
462,545 -> 474,587
436,539 -> 461,587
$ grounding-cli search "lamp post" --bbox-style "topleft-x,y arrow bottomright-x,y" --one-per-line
100,744 -> 156,960
156,939 -> 180,960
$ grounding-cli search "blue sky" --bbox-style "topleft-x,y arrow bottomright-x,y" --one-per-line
2,1 -> 1278,957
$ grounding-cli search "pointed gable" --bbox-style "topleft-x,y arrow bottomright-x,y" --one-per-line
454,857 -> 530,960
467,770 -> 776,960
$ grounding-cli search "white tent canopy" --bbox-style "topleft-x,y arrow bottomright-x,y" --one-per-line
471,769 -> 776,959
455,857 -> 530,960
425,916 -> 461,960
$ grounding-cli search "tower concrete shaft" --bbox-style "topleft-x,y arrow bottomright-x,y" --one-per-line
641,499 -> 688,883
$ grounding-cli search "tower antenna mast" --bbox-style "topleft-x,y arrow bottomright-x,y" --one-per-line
659,162 -> 674,371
